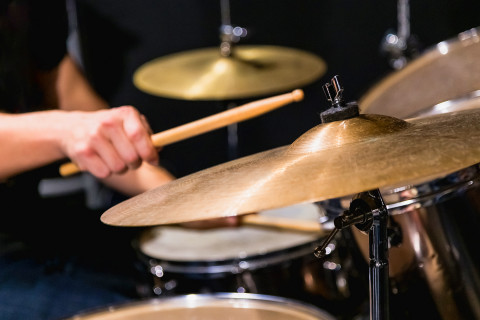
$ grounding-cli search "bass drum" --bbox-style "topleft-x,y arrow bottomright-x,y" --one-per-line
134,203 -> 369,319
360,27 -> 480,119
63,293 -> 336,320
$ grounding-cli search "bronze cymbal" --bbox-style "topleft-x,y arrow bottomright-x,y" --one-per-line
360,27 -> 480,118
101,108 -> 480,227
133,45 -> 326,100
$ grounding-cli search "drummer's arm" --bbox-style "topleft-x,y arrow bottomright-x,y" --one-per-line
101,162 -> 175,196
56,55 -> 109,111
56,54 -> 175,195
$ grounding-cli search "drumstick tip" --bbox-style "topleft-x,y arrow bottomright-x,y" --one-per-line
291,89 -> 304,102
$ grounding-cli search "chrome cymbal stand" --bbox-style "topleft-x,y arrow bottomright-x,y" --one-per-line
315,190 -> 390,320
219,0 -> 247,57
317,76 -> 390,319
219,0 -> 248,159
381,0 -> 420,69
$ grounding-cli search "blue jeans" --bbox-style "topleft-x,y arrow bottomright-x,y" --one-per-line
0,249 -> 146,320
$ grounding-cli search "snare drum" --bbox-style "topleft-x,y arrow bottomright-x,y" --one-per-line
134,203 -> 368,318
64,293 -> 336,320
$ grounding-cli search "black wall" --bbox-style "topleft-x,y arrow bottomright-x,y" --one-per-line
73,0 -> 480,177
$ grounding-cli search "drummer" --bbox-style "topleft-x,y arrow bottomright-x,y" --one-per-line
0,1 -> 176,319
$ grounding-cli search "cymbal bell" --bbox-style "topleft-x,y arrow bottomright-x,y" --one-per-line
133,45 -> 326,100
101,108 -> 480,227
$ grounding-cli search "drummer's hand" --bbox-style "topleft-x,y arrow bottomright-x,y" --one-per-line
60,106 -> 158,179
180,216 -> 240,229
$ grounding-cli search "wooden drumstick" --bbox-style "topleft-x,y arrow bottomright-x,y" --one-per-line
241,213 -> 324,234
59,89 -> 304,176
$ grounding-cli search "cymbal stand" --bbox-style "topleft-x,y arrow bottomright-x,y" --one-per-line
380,0 -> 420,69
315,190 -> 390,320
317,76 -> 389,319
219,0 -> 248,159
219,0 -> 247,57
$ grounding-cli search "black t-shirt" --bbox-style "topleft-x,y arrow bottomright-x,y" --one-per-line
0,1 -> 140,273
0,0 -> 68,113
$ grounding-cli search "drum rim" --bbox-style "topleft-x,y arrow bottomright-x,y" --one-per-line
328,164 -> 480,215
63,292 -> 336,320
383,164 -> 480,214
407,89 -> 480,118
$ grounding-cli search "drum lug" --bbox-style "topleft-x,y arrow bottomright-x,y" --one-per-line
149,263 -> 178,296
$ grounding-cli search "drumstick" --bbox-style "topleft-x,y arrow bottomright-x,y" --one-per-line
59,89 -> 304,177
241,214 -> 324,234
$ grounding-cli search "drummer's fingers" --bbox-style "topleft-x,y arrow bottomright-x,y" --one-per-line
102,118 -> 143,170
120,106 -> 159,166
72,140 -> 124,178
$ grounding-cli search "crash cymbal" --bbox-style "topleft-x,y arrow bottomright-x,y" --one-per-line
101,108 -> 480,227
360,27 -> 480,119
133,45 -> 326,100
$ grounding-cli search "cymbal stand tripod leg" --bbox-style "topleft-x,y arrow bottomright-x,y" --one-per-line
315,189 -> 390,320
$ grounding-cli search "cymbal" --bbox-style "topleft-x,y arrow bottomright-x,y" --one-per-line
133,45 -> 326,100
101,108 -> 480,227
360,27 -> 480,118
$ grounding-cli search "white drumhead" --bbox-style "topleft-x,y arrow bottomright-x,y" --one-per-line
67,293 -> 335,320
139,203 -> 323,262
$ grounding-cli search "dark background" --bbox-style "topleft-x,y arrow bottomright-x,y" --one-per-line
72,0 -> 480,178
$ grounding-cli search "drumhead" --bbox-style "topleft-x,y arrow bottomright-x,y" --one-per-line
360,27 -> 480,119
65,293 -> 336,320
139,203 -> 323,263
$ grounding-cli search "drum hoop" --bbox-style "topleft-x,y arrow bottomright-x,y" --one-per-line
330,165 -> 480,215
147,240 -> 322,275
383,165 -> 480,214
63,292 -> 336,320
407,90 -> 480,118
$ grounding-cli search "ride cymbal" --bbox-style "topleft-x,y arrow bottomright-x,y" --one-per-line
133,45 -> 326,100
102,108 -> 480,227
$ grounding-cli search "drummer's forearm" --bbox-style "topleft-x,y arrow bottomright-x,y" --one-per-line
0,111 -> 71,180
101,162 -> 175,196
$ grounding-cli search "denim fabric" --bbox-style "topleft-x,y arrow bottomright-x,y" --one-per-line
0,247 -> 146,320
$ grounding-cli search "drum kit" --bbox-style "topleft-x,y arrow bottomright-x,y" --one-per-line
64,3 -> 480,319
